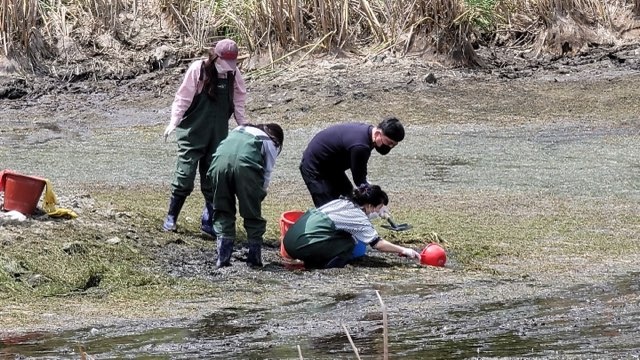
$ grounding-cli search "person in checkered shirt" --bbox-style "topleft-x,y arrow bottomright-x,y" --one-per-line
283,184 -> 420,268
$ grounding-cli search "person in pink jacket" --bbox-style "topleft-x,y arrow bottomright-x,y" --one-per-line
162,39 -> 248,236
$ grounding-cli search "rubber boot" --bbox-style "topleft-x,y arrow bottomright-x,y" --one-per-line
200,202 -> 216,239
247,240 -> 263,268
162,195 -> 186,232
216,237 -> 234,268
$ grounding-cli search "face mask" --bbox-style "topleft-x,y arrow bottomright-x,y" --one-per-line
368,211 -> 379,220
375,144 -> 392,155
215,62 -> 230,74
214,57 -> 236,74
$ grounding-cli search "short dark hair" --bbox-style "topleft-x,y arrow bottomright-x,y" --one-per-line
378,117 -> 404,142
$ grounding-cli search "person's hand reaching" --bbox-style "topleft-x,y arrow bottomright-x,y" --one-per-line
164,123 -> 176,142
400,247 -> 420,260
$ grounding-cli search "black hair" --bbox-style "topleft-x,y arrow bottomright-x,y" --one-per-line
352,184 -> 388,207
378,117 -> 404,142
248,123 -> 284,153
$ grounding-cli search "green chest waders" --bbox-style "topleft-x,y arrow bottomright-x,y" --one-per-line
208,130 -> 269,267
172,77 -> 233,199
283,209 -> 355,268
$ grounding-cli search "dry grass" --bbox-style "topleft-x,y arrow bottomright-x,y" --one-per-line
1,0 -> 638,78
244,0 -> 481,65
494,0 -> 640,56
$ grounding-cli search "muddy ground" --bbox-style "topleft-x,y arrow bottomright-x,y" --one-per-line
1,44 -> 639,358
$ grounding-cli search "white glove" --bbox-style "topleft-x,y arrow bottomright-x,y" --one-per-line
164,123 -> 176,142
379,206 -> 391,219
400,247 -> 420,260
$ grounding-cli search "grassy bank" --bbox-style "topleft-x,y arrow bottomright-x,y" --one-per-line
2,183 -> 638,305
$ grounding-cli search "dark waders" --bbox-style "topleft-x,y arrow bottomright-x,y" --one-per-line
208,130 -> 269,267
283,209 -> 355,269
163,75 -> 233,233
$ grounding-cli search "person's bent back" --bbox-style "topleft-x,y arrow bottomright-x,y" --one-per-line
299,117 -> 405,207
283,183 -> 420,269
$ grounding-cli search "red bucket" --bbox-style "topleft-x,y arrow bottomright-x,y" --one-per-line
279,210 -> 304,259
2,173 -> 46,215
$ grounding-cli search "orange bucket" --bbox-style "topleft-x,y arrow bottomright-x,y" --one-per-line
2,173 -> 46,215
279,210 -> 304,259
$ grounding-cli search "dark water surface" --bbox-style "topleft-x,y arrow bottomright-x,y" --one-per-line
3,272 -> 639,359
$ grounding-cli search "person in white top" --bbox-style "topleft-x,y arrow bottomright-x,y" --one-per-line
283,183 -> 421,269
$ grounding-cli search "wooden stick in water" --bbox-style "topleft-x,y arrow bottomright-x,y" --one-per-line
342,323 -> 362,360
376,290 -> 389,360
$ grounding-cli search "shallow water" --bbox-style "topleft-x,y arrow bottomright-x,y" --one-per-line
3,272 -> 639,359
3,117 -> 638,204
377,122 -> 640,199
392,272 -> 640,359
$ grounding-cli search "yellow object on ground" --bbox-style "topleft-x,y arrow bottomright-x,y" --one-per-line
43,179 -> 78,218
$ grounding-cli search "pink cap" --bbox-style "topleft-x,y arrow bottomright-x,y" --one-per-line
214,39 -> 239,73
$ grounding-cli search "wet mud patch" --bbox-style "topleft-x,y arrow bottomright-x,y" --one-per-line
155,238 -> 300,281
384,272 -> 640,359
158,242 -> 218,279
4,272 -> 639,359
196,307 -> 264,338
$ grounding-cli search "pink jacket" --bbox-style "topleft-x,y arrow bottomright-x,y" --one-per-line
169,59 -> 247,127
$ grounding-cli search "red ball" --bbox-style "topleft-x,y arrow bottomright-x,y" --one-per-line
420,243 -> 447,267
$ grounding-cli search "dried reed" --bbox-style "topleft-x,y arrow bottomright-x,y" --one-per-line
342,323 -> 362,360
375,290 -> 389,360
1,0 -> 638,74
297,344 -> 304,359
0,0 -> 38,56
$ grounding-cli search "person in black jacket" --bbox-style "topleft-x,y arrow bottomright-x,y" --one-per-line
299,117 -> 404,207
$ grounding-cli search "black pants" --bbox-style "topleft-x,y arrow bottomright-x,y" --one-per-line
299,164 -> 353,207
